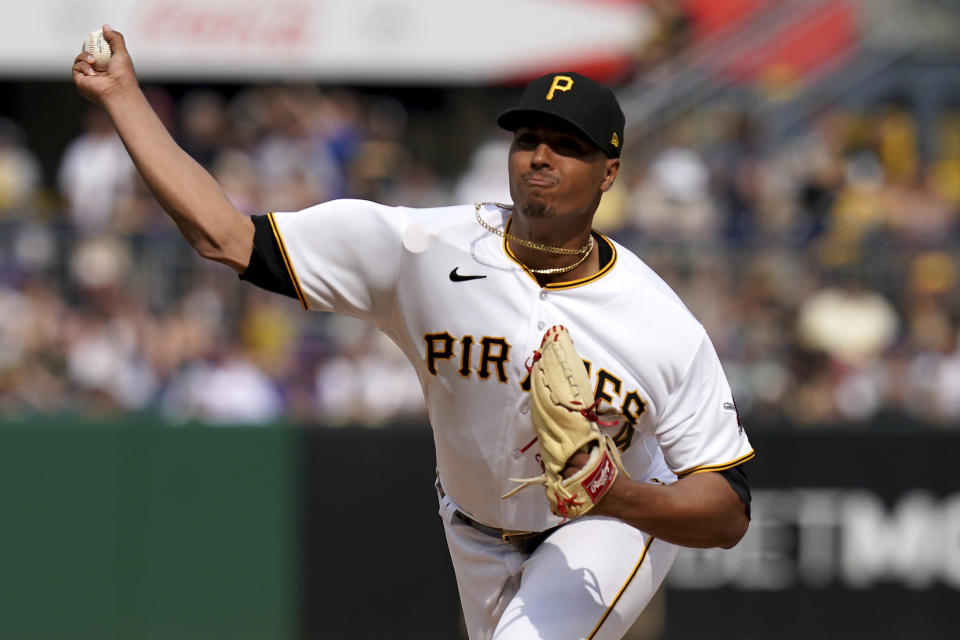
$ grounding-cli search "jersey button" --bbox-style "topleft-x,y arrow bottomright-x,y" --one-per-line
539,291 -> 548,300
519,400 -> 530,414
537,321 -> 545,330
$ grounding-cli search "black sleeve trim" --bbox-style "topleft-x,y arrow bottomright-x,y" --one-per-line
239,214 -> 301,304
717,464 -> 752,520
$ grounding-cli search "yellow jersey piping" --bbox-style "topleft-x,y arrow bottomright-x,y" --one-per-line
676,450 -> 756,478
586,535 -> 656,639
501,215 -> 618,290
267,212 -> 309,310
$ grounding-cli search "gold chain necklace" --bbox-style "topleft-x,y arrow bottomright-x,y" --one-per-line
523,242 -> 594,275
474,202 -> 594,275
474,202 -> 593,256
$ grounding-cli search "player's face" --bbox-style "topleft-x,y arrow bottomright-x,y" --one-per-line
508,124 -> 620,220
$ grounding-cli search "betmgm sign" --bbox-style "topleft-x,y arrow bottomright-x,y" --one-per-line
671,487 -> 960,591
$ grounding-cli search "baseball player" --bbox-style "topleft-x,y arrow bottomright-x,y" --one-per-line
74,27 -> 754,640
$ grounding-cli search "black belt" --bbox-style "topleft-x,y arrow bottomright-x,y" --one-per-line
437,479 -> 556,555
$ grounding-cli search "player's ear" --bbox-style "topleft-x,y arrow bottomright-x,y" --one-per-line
600,159 -> 620,193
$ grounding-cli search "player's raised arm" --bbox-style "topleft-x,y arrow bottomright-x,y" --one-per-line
72,25 -> 254,272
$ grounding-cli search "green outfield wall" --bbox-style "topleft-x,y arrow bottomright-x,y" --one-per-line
0,420 -> 299,640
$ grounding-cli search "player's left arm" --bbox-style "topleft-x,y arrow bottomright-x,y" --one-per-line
564,458 -> 749,548
575,330 -> 754,549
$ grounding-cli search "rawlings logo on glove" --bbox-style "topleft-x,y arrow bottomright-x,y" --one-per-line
583,450 -> 617,501
502,325 -> 628,522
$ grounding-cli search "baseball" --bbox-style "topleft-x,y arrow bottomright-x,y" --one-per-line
82,29 -> 111,70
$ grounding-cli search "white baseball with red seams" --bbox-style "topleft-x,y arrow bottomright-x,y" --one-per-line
270,200 -> 754,639
82,29 -> 111,70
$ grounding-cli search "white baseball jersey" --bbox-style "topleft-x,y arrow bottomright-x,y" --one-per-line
269,200 -> 754,534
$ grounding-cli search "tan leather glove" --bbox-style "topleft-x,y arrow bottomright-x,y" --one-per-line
503,325 -> 628,521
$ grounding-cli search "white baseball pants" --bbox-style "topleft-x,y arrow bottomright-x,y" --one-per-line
439,492 -> 678,640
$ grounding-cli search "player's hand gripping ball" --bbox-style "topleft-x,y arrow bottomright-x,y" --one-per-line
82,29 -> 112,70
503,325 -> 628,521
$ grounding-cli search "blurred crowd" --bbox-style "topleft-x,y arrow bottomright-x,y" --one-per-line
615,104 -> 960,427
0,76 -> 958,428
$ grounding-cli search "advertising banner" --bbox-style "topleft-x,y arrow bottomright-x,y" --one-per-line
3,0 -> 650,82
666,429 -> 959,639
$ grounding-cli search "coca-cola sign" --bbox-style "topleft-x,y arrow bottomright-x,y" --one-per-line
137,1 -> 312,50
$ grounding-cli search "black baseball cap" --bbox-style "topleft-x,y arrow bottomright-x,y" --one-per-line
497,72 -> 626,158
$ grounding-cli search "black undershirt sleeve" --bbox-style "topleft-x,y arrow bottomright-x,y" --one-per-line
238,214 -> 298,299
717,464 -> 752,519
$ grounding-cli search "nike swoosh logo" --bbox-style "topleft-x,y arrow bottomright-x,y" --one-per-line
449,268 -> 487,282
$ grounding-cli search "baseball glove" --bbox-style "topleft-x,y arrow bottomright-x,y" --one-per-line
503,325 -> 628,522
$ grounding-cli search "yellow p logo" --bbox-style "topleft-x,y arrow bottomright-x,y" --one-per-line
545,75 -> 574,101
